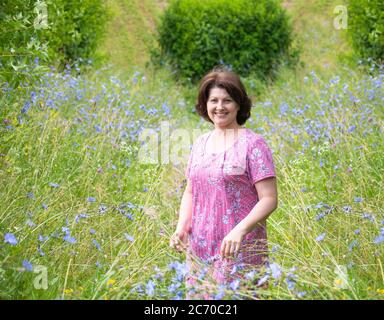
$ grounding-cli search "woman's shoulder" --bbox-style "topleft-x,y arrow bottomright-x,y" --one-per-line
192,130 -> 210,145
244,128 -> 266,143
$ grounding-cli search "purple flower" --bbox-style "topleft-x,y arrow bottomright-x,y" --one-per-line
26,192 -> 35,199
167,282 -> 181,294
92,239 -> 102,251
63,235 -> 77,244
257,274 -> 269,286
124,233 -> 134,242
87,197 -> 96,203
373,235 -> 384,244
270,263 -> 282,279
342,206 -> 352,213
37,246 -> 45,256
229,279 -> 240,291
315,232 -> 326,242
354,197 -> 363,203
4,233 -> 18,245
286,277 -> 296,291
41,203 -> 48,210
373,229 -> 384,244
348,239 -> 358,251
49,182 -> 60,188
26,219 -> 36,227
22,259 -> 33,272
146,280 -> 155,297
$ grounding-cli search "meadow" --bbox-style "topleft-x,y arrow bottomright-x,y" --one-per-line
0,0 -> 383,299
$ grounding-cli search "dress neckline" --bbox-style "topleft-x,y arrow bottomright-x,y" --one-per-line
203,127 -> 247,157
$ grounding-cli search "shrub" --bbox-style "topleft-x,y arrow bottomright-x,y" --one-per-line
0,0 -> 108,87
152,0 -> 298,84
347,0 -> 384,65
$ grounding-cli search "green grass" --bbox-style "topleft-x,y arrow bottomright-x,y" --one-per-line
96,0 -> 166,73
0,0 -> 383,300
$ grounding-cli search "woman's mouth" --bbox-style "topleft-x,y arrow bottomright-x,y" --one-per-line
214,112 -> 229,117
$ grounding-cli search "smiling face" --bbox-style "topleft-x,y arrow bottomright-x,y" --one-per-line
207,87 -> 240,129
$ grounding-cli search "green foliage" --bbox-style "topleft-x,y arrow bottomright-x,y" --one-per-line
0,0 -> 108,88
347,0 -> 384,64
152,0 -> 299,84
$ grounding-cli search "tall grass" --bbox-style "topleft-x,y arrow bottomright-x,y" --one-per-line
1,0 -> 383,300
1,59 -> 383,299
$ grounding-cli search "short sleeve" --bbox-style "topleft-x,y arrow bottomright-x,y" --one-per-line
247,134 -> 276,184
185,135 -> 199,179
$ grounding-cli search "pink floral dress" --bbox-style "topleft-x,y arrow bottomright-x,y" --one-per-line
184,127 -> 276,298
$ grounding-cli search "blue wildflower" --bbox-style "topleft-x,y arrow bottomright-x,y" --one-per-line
92,239 -> 102,251
98,204 -> 108,214
124,213 -> 134,220
21,101 -> 31,114
26,219 -> 36,227
124,233 -> 134,242
26,192 -> 35,199
315,232 -> 326,242
270,263 -> 282,279
373,228 -> 384,244
22,259 -> 33,272
63,235 -> 77,244
38,234 -> 49,242
4,233 -> 18,245
214,285 -> 227,300
257,274 -> 269,287
373,234 -> 384,244
354,197 -> 363,203
146,280 -> 155,297
90,228 -> 96,235
285,277 -> 296,291
167,283 -> 181,294
229,279 -> 240,291
162,102 -> 170,116
342,206 -> 352,213
348,239 -> 358,251
87,197 -> 96,203
41,203 -> 48,210
37,246 -> 45,256
49,182 -> 60,188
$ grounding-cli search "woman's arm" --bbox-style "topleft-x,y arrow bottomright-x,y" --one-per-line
235,177 -> 278,235
220,177 -> 278,258
170,179 -> 193,252
176,178 -> 193,233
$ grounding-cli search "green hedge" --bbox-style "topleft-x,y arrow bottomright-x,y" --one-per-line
152,0 -> 298,84
0,0 -> 108,87
347,0 -> 384,64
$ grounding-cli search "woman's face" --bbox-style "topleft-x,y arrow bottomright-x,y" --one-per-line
206,87 -> 240,128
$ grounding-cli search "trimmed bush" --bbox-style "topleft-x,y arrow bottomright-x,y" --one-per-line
347,0 -> 384,64
152,0 -> 298,84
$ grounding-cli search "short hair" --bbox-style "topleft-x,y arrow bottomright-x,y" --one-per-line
195,66 -> 252,125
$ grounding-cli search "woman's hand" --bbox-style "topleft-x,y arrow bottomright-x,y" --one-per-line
220,228 -> 246,259
170,229 -> 189,253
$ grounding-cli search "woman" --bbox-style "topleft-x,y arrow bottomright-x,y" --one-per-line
170,66 -> 278,299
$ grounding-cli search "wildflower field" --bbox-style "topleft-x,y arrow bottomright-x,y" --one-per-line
0,0 -> 383,300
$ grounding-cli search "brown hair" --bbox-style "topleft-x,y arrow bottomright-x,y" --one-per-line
195,66 -> 252,125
